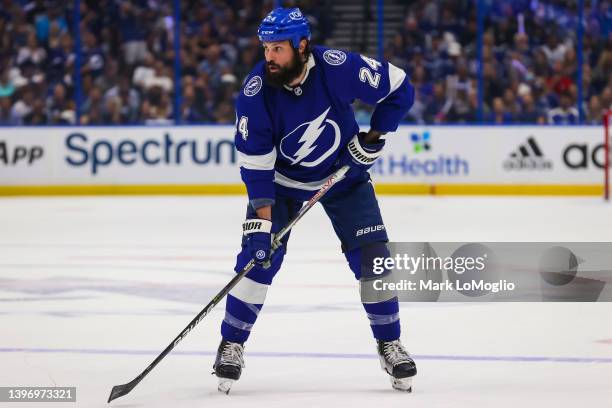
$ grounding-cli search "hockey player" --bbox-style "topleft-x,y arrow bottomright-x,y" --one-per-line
213,7 -> 416,393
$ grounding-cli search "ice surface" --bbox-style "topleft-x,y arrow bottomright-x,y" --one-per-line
1,196 -> 611,407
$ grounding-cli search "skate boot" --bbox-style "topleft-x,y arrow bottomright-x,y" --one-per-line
213,339 -> 245,394
377,339 -> 417,392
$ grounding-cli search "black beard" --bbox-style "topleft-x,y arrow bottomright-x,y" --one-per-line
264,49 -> 306,88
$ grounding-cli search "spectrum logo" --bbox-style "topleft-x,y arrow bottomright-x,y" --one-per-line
64,132 -> 236,175
410,130 -> 431,153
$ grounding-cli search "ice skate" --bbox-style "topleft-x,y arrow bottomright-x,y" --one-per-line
213,340 -> 245,394
377,339 -> 417,392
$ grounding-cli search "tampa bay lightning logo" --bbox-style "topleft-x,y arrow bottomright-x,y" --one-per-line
323,49 -> 346,66
244,76 -> 262,97
279,107 -> 341,167
289,10 -> 303,20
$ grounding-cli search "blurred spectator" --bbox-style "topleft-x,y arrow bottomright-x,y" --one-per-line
592,45 -> 612,91
541,32 -> 568,66
447,88 -> 476,123
34,4 -> 67,43
81,85 -> 104,125
95,57 -> 119,93
585,94 -> 603,125
103,95 -> 122,124
118,2 -> 148,66
47,31 -> 74,85
601,87 -> 612,111
0,96 -> 11,124
10,85 -> 35,124
132,52 -> 156,89
404,65 -> 432,123
23,98 -> 47,125
16,31 -> 46,67
213,79 -> 239,123
487,97 -> 513,124
424,82 -> 452,123
198,44 -> 230,88
234,46 -> 259,84
502,88 -> 521,119
141,60 -> 173,93
517,92 -> 545,124
0,67 -> 15,99
483,61 -> 505,101
46,82 -> 75,124
547,92 -> 579,124
213,100 -> 235,123
446,59 -> 471,100
81,30 -> 105,80
180,84 -> 206,122
104,77 -> 140,123
141,86 -> 172,124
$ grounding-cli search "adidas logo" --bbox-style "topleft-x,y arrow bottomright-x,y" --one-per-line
503,137 -> 553,170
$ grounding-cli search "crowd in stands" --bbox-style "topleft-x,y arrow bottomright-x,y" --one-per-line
0,0 -> 609,125
387,0 -> 611,124
0,0 -> 330,125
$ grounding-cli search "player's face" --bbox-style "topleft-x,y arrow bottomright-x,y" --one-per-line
263,41 -> 294,72
262,40 -> 306,88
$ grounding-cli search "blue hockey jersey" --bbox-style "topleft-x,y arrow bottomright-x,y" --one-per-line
234,45 -> 414,205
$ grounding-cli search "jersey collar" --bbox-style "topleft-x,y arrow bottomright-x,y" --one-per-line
283,54 -> 316,92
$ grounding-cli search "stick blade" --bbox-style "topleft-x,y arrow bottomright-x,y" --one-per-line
107,380 -> 137,403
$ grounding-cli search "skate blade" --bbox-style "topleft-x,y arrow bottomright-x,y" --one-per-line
217,378 -> 235,394
390,376 -> 412,392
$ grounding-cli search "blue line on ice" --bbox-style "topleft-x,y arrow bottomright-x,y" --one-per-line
1,347 -> 612,363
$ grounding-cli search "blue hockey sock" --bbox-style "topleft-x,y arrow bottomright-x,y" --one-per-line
362,298 -> 401,341
221,294 -> 263,343
345,245 -> 401,341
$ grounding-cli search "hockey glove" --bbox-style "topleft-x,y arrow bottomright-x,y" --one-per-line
242,218 -> 273,267
337,132 -> 385,178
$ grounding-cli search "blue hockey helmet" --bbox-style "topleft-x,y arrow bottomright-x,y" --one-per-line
257,7 -> 311,48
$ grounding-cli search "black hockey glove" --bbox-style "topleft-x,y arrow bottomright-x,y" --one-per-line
337,132 -> 385,178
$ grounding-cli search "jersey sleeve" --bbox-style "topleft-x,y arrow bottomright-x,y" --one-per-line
339,52 -> 415,133
234,81 -> 276,208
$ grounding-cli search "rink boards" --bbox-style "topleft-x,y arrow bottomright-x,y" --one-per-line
0,125 -> 605,196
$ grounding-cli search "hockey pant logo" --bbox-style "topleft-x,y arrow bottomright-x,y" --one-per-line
356,225 -> 386,237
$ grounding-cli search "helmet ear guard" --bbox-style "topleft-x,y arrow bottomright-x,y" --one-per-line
258,7 -> 311,48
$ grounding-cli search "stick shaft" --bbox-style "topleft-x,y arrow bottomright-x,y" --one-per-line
108,165 -> 349,403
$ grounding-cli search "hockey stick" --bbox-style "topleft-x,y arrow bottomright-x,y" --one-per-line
107,165 -> 350,403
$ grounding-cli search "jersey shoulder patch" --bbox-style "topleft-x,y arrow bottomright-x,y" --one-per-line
240,62 -> 267,98
322,49 -> 347,66
243,75 -> 263,97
